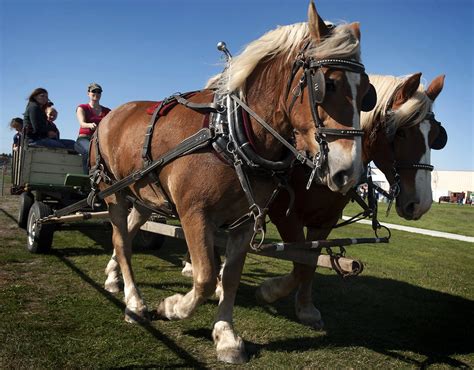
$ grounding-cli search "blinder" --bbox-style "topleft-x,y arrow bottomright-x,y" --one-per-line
362,83 -> 377,112
431,124 -> 447,150
310,68 -> 326,104
427,113 -> 447,150
308,67 -> 377,111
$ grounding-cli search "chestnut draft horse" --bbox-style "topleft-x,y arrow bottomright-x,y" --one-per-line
256,72 -> 447,328
95,2 -> 373,363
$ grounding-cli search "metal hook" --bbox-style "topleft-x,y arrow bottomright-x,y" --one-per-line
217,41 -> 232,62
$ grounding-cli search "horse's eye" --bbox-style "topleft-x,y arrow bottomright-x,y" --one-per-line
326,79 -> 336,91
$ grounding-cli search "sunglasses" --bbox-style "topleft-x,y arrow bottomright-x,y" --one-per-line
90,89 -> 102,94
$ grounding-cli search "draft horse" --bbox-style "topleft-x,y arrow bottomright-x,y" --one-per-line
257,72 -> 447,328
95,1 -> 373,363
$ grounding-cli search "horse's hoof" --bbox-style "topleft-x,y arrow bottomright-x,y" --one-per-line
217,347 -> 249,364
296,303 -> 324,330
301,317 -> 325,330
156,294 -> 183,320
124,307 -> 149,324
104,280 -> 121,294
213,321 -> 248,364
181,262 -> 193,278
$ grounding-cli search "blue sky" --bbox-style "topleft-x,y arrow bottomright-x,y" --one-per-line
1,0 -> 472,171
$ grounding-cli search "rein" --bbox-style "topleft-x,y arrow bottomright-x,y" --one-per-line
333,165 -> 392,240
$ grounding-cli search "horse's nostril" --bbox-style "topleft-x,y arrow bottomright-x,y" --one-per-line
404,202 -> 416,218
332,170 -> 350,189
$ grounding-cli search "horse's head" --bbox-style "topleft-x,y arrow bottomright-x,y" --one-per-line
209,1 -> 374,194
366,73 -> 447,220
284,2 -> 374,193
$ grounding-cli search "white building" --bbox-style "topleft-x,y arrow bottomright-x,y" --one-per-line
368,168 -> 473,203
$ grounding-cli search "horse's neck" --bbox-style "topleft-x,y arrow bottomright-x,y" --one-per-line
363,117 -> 397,184
244,59 -> 292,158
362,120 -> 378,165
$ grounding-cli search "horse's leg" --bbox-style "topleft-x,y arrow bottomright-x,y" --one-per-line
104,205 -> 151,293
181,250 -> 194,277
104,249 -> 121,293
212,227 -> 251,364
182,247 -> 222,279
293,226 -> 331,329
254,221 -> 306,304
156,212 -> 217,320
108,197 -> 149,323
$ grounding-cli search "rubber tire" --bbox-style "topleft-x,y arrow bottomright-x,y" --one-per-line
133,229 -> 165,250
18,192 -> 34,229
26,201 -> 55,253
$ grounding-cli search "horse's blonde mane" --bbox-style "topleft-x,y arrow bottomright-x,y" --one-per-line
208,22 -> 361,94
361,74 -> 432,134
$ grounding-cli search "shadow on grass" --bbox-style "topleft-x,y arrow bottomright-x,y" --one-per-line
51,247 -> 206,368
154,238 -> 473,366
50,226 -> 473,367
0,207 -> 18,223
248,272 -> 474,367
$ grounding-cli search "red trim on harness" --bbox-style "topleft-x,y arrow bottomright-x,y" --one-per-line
241,108 -> 258,152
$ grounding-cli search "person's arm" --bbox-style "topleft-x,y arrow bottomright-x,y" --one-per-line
76,107 -> 97,130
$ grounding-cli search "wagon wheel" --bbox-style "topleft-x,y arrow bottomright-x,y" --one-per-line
18,192 -> 34,229
26,201 -> 55,253
133,229 -> 165,250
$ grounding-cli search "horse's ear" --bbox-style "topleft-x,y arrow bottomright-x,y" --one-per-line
308,0 -> 330,42
392,72 -> 422,108
349,22 -> 361,41
426,74 -> 445,101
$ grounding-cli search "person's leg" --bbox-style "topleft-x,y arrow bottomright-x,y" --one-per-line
59,139 -> 77,151
74,137 -> 91,174
30,138 -> 67,148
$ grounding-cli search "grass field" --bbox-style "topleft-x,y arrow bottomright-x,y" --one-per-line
1,191 -> 473,368
343,201 -> 474,237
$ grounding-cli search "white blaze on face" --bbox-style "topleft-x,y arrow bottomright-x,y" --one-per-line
345,72 -> 363,177
414,120 -> 433,214
326,71 -> 363,192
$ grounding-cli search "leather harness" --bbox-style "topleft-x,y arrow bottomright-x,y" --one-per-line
55,44 -> 373,250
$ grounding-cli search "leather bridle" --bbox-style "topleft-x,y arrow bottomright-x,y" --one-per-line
284,46 -> 373,187
380,97 -> 447,214
394,112 -> 447,173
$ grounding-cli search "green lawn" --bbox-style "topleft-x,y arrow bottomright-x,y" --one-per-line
343,200 -> 474,237
1,193 -> 473,368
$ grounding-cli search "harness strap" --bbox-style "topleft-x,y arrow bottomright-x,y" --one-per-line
174,95 -> 223,114
142,99 -> 166,165
317,128 -> 364,137
142,91 -> 220,166
54,128 -> 213,218
230,93 -> 313,168
396,162 -> 434,171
